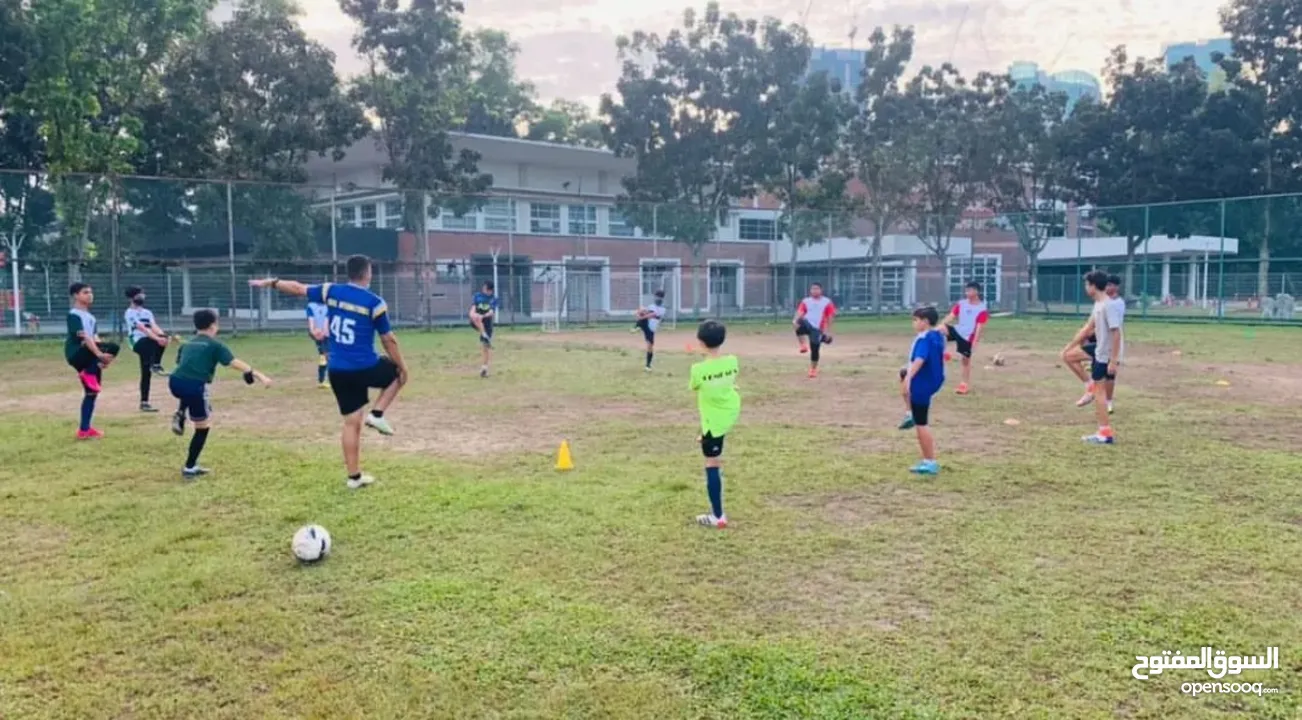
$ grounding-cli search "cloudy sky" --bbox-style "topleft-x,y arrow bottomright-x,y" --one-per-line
250,0 -> 1229,106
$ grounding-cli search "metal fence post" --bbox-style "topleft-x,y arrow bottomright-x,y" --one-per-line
1217,200 -> 1227,319
226,181 -> 238,335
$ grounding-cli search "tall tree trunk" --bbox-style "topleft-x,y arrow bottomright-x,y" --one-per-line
787,239 -> 798,312
691,244 -> 703,320
1258,198 -> 1272,298
870,226 -> 884,315
1123,238 -> 1137,299
1028,253 -> 1039,306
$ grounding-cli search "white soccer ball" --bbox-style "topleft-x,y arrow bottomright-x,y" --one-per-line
291,524 -> 332,563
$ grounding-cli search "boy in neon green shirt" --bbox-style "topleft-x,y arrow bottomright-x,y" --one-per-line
689,320 -> 740,528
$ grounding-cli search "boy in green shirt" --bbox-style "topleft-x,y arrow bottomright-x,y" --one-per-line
168,309 -> 271,479
689,320 -> 740,529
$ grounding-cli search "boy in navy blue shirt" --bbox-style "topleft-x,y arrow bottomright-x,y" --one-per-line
898,306 -> 946,475
251,255 -> 409,489
469,281 -> 499,378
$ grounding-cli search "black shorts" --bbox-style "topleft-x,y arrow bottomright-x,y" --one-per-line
910,396 -> 933,427
328,357 -> 400,416
474,317 -> 494,345
946,326 -> 973,357
311,335 -> 328,355
700,432 -> 725,458
795,321 -> 823,345
1090,360 -> 1116,382
67,342 -> 121,373
169,376 -> 211,422
636,318 -> 656,343
1082,343 -> 1097,359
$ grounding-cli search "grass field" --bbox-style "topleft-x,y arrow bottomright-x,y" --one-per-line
2,317 -> 1301,719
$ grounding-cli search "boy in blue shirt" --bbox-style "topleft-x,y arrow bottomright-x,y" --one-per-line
898,306 -> 946,475
251,254 -> 410,489
469,281 -> 499,378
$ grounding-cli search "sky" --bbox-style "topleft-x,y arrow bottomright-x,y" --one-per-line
227,0 -> 1229,107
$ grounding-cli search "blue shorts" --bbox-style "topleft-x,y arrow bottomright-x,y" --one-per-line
636,318 -> 656,343
169,376 -> 210,422
1090,360 -> 1116,382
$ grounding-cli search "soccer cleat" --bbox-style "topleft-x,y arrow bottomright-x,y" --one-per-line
1082,432 -> 1115,445
955,383 -> 969,395
346,473 -> 376,490
151,364 -> 168,377
480,333 -> 493,348
170,411 -> 186,436
944,351 -> 953,363
480,366 -> 489,378
318,380 -> 330,389
798,345 -> 809,354
140,402 -> 158,413
78,370 -> 102,393
696,513 -> 728,529
909,460 -> 940,475
898,414 -> 916,430
1107,401 -> 1114,415
365,414 -> 395,436
1075,391 -> 1096,407
181,466 -> 211,480
808,367 -> 818,379
644,366 -> 653,373
75,429 -> 103,441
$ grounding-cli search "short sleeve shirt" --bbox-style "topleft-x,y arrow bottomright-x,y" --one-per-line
909,329 -> 947,399
472,292 -> 499,317
1091,299 -> 1125,364
306,283 -> 391,372
646,302 -> 666,332
950,300 -> 989,341
65,309 -> 96,361
798,296 -> 836,330
690,354 -> 741,436
172,334 -> 236,383
124,306 -> 157,345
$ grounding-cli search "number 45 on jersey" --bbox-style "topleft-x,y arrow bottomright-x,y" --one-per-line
330,315 -> 356,345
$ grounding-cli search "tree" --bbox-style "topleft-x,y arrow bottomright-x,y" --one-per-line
343,0 -> 493,317
13,0 -> 211,273
748,24 -> 852,307
1059,48 -> 1256,294
1220,0 -> 1302,296
848,25 -> 920,313
603,3 -> 800,316
139,0 -> 368,260
984,83 -> 1071,307
461,28 -> 539,138
900,64 -> 993,300
525,99 -> 606,147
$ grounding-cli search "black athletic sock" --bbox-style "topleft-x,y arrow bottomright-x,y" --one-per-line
370,409 -> 384,419
185,428 -> 210,468
646,351 -> 653,368
348,472 -> 362,481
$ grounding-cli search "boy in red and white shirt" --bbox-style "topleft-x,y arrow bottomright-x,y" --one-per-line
793,282 -> 836,378
941,281 -> 989,395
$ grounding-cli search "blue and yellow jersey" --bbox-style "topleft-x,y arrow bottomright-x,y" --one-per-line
305,283 -> 392,372
471,292 -> 499,317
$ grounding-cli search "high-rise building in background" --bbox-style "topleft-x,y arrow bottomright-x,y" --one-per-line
1008,62 -> 1101,114
1162,38 -> 1233,91
808,47 -> 865,94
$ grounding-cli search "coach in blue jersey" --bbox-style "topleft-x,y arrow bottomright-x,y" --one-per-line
250,255 -> 409,489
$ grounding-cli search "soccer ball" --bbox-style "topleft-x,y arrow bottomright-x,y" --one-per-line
291,524 -> 332,563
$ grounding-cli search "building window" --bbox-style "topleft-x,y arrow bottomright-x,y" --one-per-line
568,204 -> 597,235
384,200 -> 403,229
439,206 -> 478,230
948,254 -> 1002,304
640,262 -> 677,302
483,199 -> 516,232
530,203 -> 561,234
738,217 -> 777,241
358,203 -> 378,228
436,259 -> 471,284
608,209 -> 636,237
337,205 -> 357,228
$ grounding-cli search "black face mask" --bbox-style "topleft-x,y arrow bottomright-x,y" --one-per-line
132,296 -> 146,306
